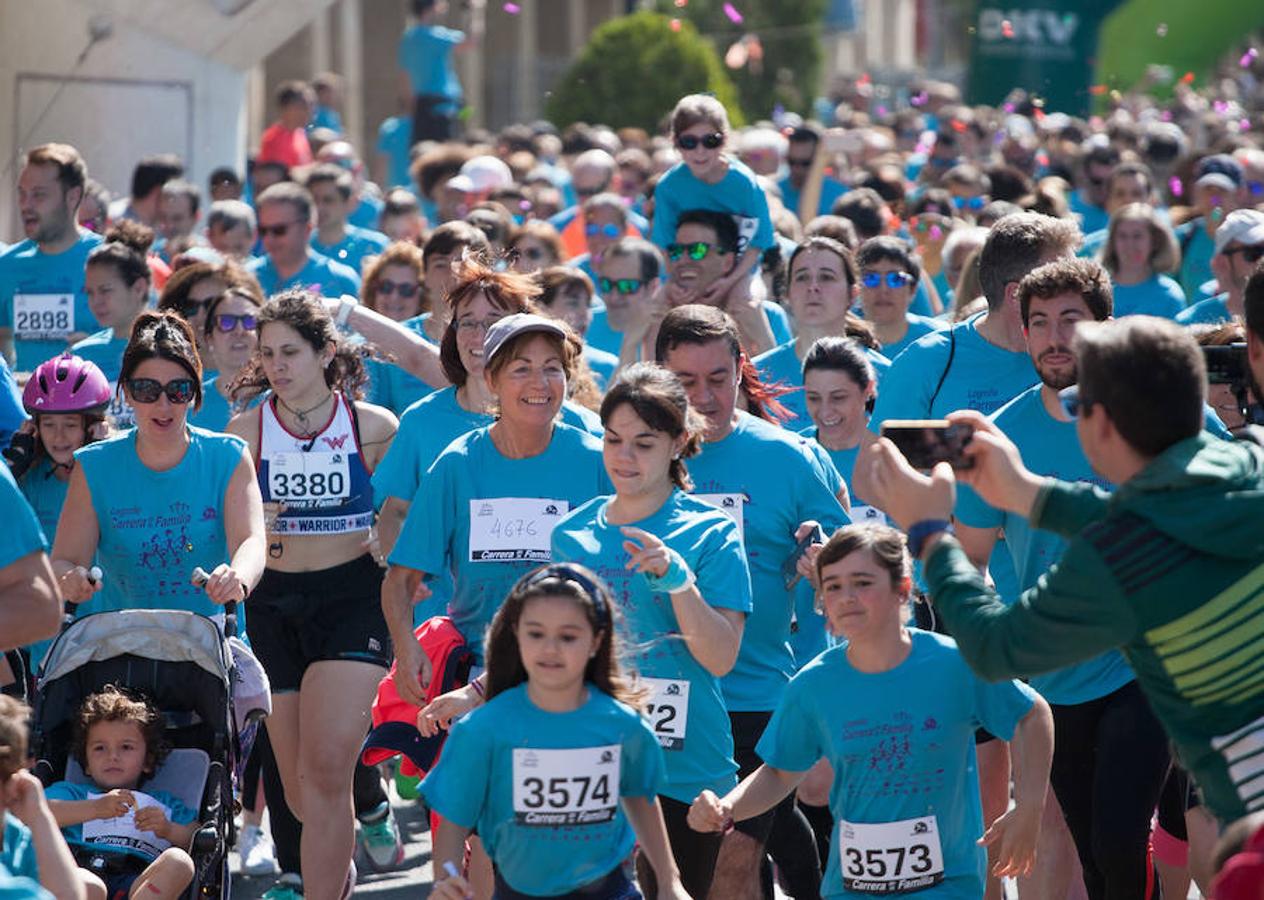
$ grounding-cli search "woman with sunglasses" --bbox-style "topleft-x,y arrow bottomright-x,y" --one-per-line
360,241 -> 435,414
1100,203 -> 1186,319
188,285 -> 266,433
855,237 -> 947,361
907,191 -> 958,309
51,311 -> 266,621
225,291 -> 398,899
508,220 -> 563,275
753,237 -> 890,431
158,259 -> 258,369
650,94 -> 775,306
70,222 -> 158,429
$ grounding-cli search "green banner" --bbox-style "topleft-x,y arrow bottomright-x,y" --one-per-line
966,1 -> 1124,116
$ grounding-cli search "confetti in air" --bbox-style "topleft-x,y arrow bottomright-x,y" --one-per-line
1181,71 -> 1196,84
502,1 -> 519,12
1156,23 -> 1167,37
670,17 -> 681,31
723,3 -> 743,24
1242,48 -> 1259,68
1169,176 -> 1183,198
1001,19 -> 1014,38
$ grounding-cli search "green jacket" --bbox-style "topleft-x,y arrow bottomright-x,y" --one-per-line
926,432 -> 1264,823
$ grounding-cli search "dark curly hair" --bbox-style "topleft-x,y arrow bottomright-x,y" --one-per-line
231,291 -> 372,399
72,685 -> 170,782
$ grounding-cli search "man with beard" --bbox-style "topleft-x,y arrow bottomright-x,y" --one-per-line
954,258 -> 1171,900
0,144 -> 103,371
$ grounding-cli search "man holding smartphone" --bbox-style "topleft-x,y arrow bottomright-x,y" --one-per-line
864,315 -> 1264,865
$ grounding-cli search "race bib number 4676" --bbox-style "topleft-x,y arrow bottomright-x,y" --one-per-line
469,497 -> 569,562
512,745 -> 620,826
839,816 -> 945,894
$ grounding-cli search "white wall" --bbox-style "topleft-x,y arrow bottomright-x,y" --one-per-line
0,0 -> 335,243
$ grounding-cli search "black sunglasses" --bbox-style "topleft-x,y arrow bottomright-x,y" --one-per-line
179,297 -> 218,319
215,313 -> 258,333
258,220 -> 302,238
1224,245 -> 1264,264
376,278 -> 420,298
677,133 -> 724,151
127,377 -> 196,405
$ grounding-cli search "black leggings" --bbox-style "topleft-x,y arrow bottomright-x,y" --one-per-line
765,799 -> 822,900
636,795 -> 722,900
259,723 -> 390,876
1048,681 -> 1170,900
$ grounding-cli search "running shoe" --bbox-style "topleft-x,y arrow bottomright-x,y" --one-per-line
238,823 -> 281,877
261,873 -> 303,899
357,801 -> 405,870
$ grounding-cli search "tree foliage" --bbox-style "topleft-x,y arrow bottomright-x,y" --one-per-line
653,0 -> 828,120
545,12 -> 743,134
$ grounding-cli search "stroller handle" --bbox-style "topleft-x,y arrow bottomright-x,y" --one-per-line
191,567 -> 239,638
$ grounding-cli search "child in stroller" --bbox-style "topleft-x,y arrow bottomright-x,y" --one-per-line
46,686 -> 196,899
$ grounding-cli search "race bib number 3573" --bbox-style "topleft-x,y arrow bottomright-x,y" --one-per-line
839,816 -> 945,894
512,745 -> 620,826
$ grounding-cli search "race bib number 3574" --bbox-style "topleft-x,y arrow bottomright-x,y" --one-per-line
512,745 -> 621,826
839,816 -> 945,894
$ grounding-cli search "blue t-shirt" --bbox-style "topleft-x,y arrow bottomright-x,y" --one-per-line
1,814 -> 36,883
377,116 -> 416,190
585,305 -> 621,358
650,159 -> 775,255
398,24 -> 464,106
757,632 -> 1037,899
953,386 -> 1134,706
583,344 -> 618,390
74,427 -> 245,617
1177,220 -> 1216,301
0,461 -> 46,568
1111,274 -> 1185,319
0,869 -> 51,899
248,249 -> 361,299
688,412 -> 849,710
364,313 -> 439,415
310,226 -> 390,278
68,328 -> 137,428
310,104 -> 343,134
0,355 -> 25,449
389,423 -> 611,660
44,781 -> 196,862
881,313 -> 948,362
421,684 -> 663,896
1068,189 -> 1108,236
0,232 -> 104,372
778,175 -> 847,221
13,458 -> 62,667
754,340 -> 890,433
552,491 -> 753,802
348,195 -> 386,232
1176,293 -> 1232,326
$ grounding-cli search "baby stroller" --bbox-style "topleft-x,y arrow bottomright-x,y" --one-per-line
28,607 -> 245,898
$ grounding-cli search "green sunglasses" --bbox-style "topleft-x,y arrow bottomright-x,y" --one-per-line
599,277 -> 647,296
667,241 -> 726,262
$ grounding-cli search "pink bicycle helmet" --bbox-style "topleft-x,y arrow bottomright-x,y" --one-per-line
22,353 -> 112,415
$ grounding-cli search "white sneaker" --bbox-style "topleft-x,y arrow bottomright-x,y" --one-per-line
239,823 -> 281,877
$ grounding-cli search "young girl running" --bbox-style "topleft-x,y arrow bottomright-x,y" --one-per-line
689,524 -> 1055,899
423,563 -> 688,900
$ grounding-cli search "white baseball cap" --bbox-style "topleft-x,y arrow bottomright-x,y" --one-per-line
1214,209 -> 1264,255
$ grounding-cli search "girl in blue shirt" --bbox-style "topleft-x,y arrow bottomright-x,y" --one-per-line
689,524 -> 1054,899
1100,203 -> 1186,319
855,236 -> 947,361
187,286 -> 265,433
651,95 -> 774,305
424,563 -> 686,900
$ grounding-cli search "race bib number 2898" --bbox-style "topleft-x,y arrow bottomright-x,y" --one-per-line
512,745 -> 620,826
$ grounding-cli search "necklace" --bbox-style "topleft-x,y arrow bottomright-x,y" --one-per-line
278,392 -> 333,436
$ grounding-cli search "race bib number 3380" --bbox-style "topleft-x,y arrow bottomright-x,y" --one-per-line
839,816 -> 945,894
512,745 -> 621,826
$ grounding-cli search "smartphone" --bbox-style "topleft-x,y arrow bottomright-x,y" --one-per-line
1203,344 -> 1248,386
881,419 -> 975,471
782,524 -> 826,591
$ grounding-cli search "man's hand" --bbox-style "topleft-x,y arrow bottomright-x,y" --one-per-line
859,438 -> 956,531
946,411 -> 1044,518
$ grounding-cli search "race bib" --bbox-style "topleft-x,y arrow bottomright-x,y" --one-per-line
733,215 -> 760,254
642,677 -> 690,750
268,452 -> 351,507
105,382 -> 134,430
851,504 -> 889,526
14,293 -> 75,341
697,493 -> 745,540
839,816 -> 945,894
82,790 -> 172,859
468,497 -> 569,562
511,745 -> 620,826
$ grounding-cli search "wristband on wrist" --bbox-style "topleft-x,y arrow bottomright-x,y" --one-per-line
907,519 -> 953,559
335,295 -> 356,329
645,547 -> 696,593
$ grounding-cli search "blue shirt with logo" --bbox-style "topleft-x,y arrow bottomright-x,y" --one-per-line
0,232 -> 104,372
248,249 -> 360,298
311,226 -> 390,278
552,491 -> 752,803
650,158 -> 775,254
